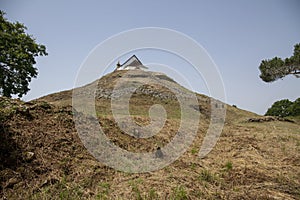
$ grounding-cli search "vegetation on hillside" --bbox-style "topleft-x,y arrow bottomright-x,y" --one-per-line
0,11 -> 47,98
265,98 -> 300,117
1,93 -> 300,199
1,69 -> 299,199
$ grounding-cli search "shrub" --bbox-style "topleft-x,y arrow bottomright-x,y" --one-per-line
265,99 -> 293,117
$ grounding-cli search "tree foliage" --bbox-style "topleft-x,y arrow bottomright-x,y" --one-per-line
289,98 -> 300,116
265,98 -> 300,117
259,43 -> 300,82
0,11 -> 47,98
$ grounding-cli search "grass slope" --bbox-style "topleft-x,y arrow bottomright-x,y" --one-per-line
1,70 -> 299,199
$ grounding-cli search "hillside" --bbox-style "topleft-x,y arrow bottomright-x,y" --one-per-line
1,69 -> 300,199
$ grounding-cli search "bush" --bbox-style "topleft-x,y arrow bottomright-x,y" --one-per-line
265,98 -> 300,117
289,98 -> 300,116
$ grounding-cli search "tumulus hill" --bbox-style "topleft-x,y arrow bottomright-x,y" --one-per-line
1,69 -> 300,199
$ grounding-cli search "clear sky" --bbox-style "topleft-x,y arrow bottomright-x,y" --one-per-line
1,0 -> 299,115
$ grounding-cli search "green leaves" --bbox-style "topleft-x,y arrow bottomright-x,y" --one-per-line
265,98 -> 300,117
259,57 -> 284,82
259,43 -> 300,82
289,98 -> 300,116
0,10 -> 47,98
265,99 -> 293,117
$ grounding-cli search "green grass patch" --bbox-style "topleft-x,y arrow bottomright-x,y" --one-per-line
224,161 -> 233,171
198,169 -> 218,184
171,185 -> 189,200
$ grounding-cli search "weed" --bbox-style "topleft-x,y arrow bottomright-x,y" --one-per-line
233,187 -> 240,192
171,186 -> 188,200
190,163 -> 196,170
96,182 -> 111,199
99,182 -> 110,190
129,179 -> 143,200
198,169 -> 216,183
40,101 -> 51,109
132,185 -> 143,200
59,189 -> 70,199
147,188 -> 158,199
224,161 -> 233,171
191,148 -> 197,155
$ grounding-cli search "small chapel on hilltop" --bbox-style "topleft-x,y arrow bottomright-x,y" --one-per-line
115,55 -> 148,71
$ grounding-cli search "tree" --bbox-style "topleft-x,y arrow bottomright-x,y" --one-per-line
288,98 -> 300,116
265,99 -> 293,117
259,43 -> 300,82
0,11 -> 47,98
265,98 -> 300,117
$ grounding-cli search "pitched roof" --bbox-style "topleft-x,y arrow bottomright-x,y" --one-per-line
122,55 -> 142,68
117,55 -> 148,70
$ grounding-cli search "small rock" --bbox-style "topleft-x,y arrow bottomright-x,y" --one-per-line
155,147 -> 163,158
121,122 -> 127,129
133,128 -> 140,138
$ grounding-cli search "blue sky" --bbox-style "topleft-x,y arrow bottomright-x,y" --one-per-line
1,0 -> 299,114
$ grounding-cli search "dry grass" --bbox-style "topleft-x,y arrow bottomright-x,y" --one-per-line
1,70 -> 299,199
